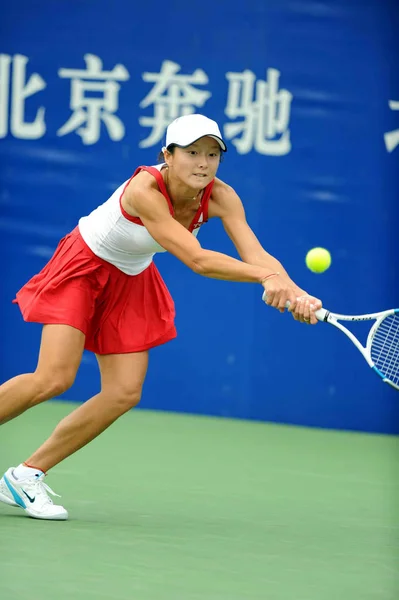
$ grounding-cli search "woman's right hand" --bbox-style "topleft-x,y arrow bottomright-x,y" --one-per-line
262,276 -> 322,324
261,274 -> 299,314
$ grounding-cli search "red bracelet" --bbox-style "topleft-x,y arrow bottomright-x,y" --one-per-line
260,272 -> 280,284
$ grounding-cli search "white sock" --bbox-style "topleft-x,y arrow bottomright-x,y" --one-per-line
13,463 -> 44,481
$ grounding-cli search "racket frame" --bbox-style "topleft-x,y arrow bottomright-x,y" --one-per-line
316,307 -> 399,389
261,291 -> 398,389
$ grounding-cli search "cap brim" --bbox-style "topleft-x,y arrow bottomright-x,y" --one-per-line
168,134 -> 227,152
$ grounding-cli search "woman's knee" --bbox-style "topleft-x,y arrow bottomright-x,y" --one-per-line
33,368 -> 77,402
105,385 -> 143,414
97,351 -> 148,415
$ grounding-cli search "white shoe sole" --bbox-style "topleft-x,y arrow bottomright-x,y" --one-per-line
25,507 -> 69,520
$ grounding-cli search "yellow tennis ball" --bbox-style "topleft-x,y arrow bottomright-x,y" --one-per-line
305,247 -> 331,273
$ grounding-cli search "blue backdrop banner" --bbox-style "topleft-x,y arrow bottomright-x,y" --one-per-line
1,0 -> 398,433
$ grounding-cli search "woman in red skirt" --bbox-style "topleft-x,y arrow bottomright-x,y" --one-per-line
0,114 -> 322,520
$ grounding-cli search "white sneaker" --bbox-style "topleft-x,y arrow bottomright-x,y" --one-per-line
0,467 -> 68,520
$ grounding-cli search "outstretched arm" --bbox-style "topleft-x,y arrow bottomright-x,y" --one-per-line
211,181 -> 322,324
122,173 -> 300,310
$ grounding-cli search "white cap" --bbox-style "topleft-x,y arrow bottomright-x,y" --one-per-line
165,114 -> 227,152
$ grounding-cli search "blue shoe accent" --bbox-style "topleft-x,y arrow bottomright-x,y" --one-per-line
3,475 -> 26,508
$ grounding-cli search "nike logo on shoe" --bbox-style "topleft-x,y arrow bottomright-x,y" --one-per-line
23,490 -> 36,503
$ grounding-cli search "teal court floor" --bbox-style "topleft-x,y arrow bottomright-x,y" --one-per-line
1,402 -> 398,599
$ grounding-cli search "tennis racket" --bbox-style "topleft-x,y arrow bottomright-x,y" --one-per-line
262,292 -> 399,390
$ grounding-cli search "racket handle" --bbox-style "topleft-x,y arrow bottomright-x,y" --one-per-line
261,291 -> 328,321
315,307 -> 328,321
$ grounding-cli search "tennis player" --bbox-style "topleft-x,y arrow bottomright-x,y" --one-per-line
0,114 -> 322,520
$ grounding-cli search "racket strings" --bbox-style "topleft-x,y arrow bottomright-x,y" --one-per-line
370,314 -> 399,386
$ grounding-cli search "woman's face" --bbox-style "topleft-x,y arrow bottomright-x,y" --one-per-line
165,136 -> 221,192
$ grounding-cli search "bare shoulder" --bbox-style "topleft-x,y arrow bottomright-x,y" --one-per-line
211,177 -> 235,199
209,177 -> 244,218
124,170 -> 159,197
122,170 -> 168,218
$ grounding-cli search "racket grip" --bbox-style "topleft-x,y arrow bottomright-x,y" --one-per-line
261,292 -> 327,321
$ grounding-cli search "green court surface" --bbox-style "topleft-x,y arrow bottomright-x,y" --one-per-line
1,402 -> 398,600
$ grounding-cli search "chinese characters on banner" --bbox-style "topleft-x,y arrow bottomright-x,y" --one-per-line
384,100 -> 399,153
0,54 -> 46,139
1,53 -> 397,155
1,53 -> 293,154
224,68 -> 292,155
57,54 -> 130,145
139,60 -> 211,148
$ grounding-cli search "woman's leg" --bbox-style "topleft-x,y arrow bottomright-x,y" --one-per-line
25,351 -> 149,473
0,324 -> 85,519
0,324 -> 85,425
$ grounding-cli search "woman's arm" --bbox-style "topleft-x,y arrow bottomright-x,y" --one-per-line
211,181 -> 292,274
123,174 -> 277,283
210,180 -> 322,322
122,174 -> 301,311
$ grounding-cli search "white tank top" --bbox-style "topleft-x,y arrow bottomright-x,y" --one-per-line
78,164 -> 214,276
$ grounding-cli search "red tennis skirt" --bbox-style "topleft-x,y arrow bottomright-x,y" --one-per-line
13,227 -> 177,354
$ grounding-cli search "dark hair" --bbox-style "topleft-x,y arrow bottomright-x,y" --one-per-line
157,144 -> 177,163
157,143 -> 224,163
